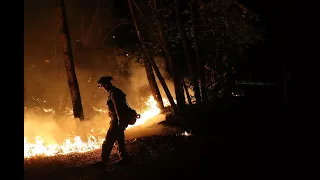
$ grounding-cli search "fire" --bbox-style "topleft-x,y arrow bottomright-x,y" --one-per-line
24,95 -> 172,159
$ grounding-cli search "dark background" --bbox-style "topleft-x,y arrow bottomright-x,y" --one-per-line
21,0 -> 296,179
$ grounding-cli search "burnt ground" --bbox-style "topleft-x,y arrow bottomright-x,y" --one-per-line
24,84 -> 284,180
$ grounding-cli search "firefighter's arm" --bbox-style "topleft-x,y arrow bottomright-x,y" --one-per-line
110,92 -> 126,130
110,92 -> 120,121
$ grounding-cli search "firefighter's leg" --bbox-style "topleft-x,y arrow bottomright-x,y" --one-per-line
101,128 -> 117,164
116,130 -> 129,160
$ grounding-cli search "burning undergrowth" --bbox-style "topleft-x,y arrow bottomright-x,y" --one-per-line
24,57 -> 177,158
24,95 -> 174,158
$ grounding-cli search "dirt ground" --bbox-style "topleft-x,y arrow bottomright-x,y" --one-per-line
25,84 -> 281,180
24,121 -> 255,180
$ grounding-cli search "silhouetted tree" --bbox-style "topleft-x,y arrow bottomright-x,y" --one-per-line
152,0 -> 185,113
174,0 -> 201,105
129,0 -> 178,112
189,0 -> 206,103
56,0 -> 84,120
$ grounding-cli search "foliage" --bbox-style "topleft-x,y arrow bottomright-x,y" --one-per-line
111,0 -> 266,101
129,0 -> 264,73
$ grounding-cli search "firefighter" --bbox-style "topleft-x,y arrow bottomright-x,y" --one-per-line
97,76 -> 130,167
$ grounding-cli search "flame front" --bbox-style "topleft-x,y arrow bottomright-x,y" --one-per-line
24,96 -> 172,159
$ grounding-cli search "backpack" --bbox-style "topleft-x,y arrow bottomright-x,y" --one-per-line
111,88 -> 140,125
123,100 -> 140,125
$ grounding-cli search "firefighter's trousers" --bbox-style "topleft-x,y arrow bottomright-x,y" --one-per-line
101,122 -> 129,163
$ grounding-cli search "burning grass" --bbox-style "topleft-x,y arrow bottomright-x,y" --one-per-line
24,95 -> 174,158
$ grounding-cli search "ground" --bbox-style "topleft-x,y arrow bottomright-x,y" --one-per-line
24,131 -> 254,180
24,84 -> 281,180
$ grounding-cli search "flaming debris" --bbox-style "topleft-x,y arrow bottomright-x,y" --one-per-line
24,96 -> 172,158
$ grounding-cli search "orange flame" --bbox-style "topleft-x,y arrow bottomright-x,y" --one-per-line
24,95 -> 172,158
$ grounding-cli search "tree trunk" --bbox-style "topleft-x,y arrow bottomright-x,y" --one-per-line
128,0 -> 177,113
189,1 -> 206,103
148,55 -> 178,113
132,0 -> 185,114
181,78 -> 192,105
56,0 -> 84,120
144,54 -> 165,110
153,0 -> 185,113
174,0 -> 201,105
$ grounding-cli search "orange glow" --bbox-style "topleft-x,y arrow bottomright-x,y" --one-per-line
24,95 -> 172,158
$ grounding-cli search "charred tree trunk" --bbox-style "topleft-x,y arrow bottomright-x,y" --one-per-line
144,55 -> 165,110
128,0 -> 177,113
189,1 -> 206,103
56,0 -> 84,120
174,0 -> 201,105
181,78 -> 192,105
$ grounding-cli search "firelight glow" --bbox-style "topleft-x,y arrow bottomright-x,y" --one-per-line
24,95 -> 172,158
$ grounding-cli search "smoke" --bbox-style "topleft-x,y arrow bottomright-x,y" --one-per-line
24,107 -> 167,145
24,0 -> 183,149
24,53 -> 175,145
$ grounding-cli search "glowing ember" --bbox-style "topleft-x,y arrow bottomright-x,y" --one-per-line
24,95 -> 172,158
181,131 -> 192,136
